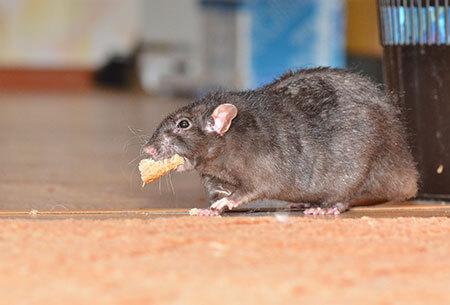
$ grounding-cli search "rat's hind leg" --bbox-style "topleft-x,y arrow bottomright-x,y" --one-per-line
355,152 -> 418,204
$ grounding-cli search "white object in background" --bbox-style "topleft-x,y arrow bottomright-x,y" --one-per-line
138,53 -> 180,93
0,0 -> 138,68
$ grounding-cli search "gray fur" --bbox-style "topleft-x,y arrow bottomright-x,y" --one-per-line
145,67 -> 418,213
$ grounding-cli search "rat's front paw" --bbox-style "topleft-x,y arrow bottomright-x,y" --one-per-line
189,208 -> 220,217
210,197 -> 240,212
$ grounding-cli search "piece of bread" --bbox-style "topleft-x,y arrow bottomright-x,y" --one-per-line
139,154 -> 184,186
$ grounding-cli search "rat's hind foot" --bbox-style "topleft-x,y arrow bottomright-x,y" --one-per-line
303,207 -> 340,216
303,202 -> 349,216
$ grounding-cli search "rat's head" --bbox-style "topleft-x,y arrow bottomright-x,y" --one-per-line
143,99 -> 238,171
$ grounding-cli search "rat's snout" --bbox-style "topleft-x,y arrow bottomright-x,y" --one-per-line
143,132 -> 177,160
144,145 -> 157,157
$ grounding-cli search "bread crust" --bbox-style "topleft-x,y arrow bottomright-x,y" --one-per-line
139,154 -> 184,186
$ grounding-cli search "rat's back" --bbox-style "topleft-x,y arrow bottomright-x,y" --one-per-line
226,68 -> 418,208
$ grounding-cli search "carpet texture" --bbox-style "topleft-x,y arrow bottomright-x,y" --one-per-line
0,216 -> 449,305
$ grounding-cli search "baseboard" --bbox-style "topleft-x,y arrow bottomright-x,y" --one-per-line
0,68 -> 94,91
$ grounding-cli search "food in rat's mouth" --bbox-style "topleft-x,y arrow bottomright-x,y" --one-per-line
139,154 -> 184,186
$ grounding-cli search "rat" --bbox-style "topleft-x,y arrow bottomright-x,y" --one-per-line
143,67 -> 418,215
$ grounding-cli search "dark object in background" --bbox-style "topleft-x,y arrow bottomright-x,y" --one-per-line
94,44 -> 142,89
94,55 -> 133,89
144,68 -> 418,214
346,54 -> 383,84
378,0 -> 450,199
95,42 -> 194,96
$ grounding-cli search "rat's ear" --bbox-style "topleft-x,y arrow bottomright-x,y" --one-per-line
209,103 -> 238,136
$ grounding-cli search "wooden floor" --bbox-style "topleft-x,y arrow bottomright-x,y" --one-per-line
0,90 -> 449,217
0,91 -> 206,211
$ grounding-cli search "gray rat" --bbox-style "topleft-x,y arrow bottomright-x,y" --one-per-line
143,67 -> 418,215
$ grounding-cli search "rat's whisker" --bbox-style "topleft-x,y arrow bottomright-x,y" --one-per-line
128,154 -> 143,165
158,177 -> 162,195
168,172 -> 175,195
137,135 -> 150,144
123,136 -> 144,152
123,134 -> 150,153
164,175 -> 170,193
128,127 -> 149,144
128,126 -> 144,136
129,164 -> 139,189
139,144 -> 149,156
123,138 -> 134,153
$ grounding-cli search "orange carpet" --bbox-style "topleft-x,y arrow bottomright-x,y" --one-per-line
0,216 -> 449,305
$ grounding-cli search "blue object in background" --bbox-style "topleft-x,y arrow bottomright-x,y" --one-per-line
247,0 -> 345,88
199,0 -> 345,90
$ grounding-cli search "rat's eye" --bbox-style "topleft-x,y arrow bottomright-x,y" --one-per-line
177,119 -> 191,129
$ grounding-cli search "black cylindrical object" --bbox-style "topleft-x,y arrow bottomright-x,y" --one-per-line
377,0 -> 450,199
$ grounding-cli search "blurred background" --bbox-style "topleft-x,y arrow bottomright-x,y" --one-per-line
0,0 -> 382,92
0,0 -> 383,211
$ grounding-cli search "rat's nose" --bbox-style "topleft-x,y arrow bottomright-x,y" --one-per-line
144,146 -> 157,156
